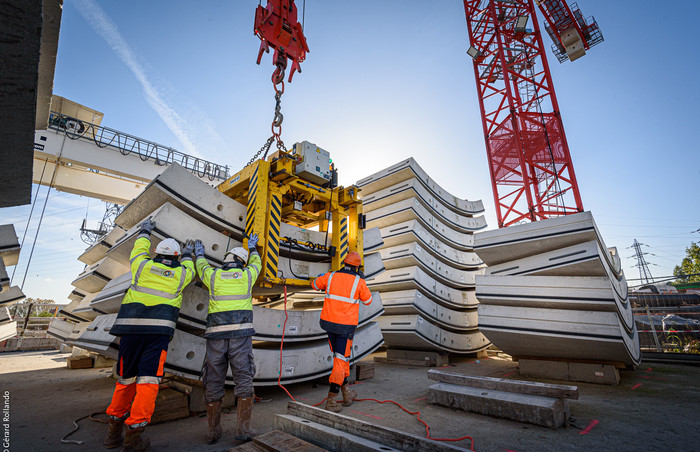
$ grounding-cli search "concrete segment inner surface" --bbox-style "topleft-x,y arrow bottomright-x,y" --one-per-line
356,157 -> 484,214
2,349 -> 697,452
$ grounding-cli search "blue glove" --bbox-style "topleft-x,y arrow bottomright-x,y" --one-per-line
247,233 -> 259,250
139,218 -> 156,235
194,239 -> 205,257
183,239 -> 195,256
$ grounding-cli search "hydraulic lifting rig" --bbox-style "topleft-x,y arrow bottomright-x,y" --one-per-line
217,143 -> 364,290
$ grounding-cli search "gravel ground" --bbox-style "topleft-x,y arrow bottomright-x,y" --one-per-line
1,349 -> 698,452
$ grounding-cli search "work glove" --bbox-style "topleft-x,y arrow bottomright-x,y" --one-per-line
139,218 -> 156,235
247,233 -> 259,250
194,239 -> 205,257
183,239 -> 195,256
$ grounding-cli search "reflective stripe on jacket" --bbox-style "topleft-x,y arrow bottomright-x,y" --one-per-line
312,267 -> 372,335
196,251 -> 262,339
111,235 -> 195,337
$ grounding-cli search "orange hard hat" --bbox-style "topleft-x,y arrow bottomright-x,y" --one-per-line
343,251 -> 362,267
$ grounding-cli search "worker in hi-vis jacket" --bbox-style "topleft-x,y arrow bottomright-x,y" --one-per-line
104,219 -> 195,451
193,234 -> 261,444
311,251 -> 372,412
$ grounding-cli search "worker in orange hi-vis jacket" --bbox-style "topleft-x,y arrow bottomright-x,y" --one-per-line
311,251 -> 372,412
104,219 -> 195,452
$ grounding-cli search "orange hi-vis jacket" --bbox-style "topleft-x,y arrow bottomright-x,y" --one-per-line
312,267 -> 372,335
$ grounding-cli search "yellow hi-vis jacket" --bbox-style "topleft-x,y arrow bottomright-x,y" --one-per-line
196,250 -> 262,339
111,235 -> 195,337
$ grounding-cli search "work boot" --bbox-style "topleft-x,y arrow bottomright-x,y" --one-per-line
340,383 -> 357,407
234,397 -> 256,442
104,417 -> 124,448
206,400 -> 222,444
325,391 -> 343,413
121,426 -> 150,452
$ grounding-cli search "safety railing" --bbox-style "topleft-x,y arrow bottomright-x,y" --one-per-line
47,111 -> 229,181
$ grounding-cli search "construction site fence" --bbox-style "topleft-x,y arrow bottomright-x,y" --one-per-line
632,293 -> 700,354
47,111 -> 229,182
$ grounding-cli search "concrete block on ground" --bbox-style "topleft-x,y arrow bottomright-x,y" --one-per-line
518,359 -> 620,385
356,362 -> 375,380
428,382 -> 569,429
251,429 -> 327,452
92,354 -> 116,368
59,343 -> 73,354
285,401 -> 465,452
150,388 -> 190,424
387,349 -> 449,366
427,369 -> 579,399
67,355 -> 94,369
275,414 -> 402,451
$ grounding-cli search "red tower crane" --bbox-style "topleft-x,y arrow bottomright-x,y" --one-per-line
462,0 -> 603,227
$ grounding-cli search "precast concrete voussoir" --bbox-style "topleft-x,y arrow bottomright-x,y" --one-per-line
72,313 -> 119,359
366,199 -> 478,251
477,304 -> 640,366
48,318 -> 82,342
376,314 -> 490,354
0,285 -> 26,307
378,242 -> 478,289
475,274 -> 634,333
356,157 -> 484,215
362,183 -> 487,235
165,321 -> 384,386
367,266 -> 478,309
361,177 -> 485,229
378,219 -> 482,269
0,259 -> 9,290
0,224 -> 20,266
78,226 -> 127,265
71,256 -> 129,294
379,289 -> 479,331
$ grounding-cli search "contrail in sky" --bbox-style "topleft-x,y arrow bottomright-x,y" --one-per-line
74,0 -> 213,157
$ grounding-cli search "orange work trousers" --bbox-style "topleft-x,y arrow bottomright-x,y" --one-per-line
106,334 -> 168,427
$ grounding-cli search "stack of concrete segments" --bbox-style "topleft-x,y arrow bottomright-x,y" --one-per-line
474,211 -> 641,367
356,158 -> 491,354
0,224 -> 21,341
52,163 -> 385,386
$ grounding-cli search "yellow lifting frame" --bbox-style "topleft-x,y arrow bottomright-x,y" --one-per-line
216,154 -> 364,289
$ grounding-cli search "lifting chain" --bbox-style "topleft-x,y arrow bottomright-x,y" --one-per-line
246,64 -> 289,167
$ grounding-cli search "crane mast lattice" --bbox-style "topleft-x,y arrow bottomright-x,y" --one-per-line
462,0 -> 602,227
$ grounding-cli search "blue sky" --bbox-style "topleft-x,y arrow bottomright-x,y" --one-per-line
3,0 -> 699,303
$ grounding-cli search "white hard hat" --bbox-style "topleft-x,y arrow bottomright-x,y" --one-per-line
224,247 -> 248,263
155,238 -> 181,256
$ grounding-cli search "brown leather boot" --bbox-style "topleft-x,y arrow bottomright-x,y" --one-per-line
206,400 -> 222,444
234,397 -> 256,442
325,391 -> 343,413
121,426 -> 150,452
340,384 -> 357,407
104,417 -> 124,448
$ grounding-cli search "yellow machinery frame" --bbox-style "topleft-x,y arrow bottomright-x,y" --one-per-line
217,151 -> 363,289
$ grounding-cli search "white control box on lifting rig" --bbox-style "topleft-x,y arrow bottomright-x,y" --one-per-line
291,141 -> 331,186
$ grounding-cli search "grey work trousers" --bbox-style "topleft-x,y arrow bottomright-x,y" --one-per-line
203,336 -> 256,401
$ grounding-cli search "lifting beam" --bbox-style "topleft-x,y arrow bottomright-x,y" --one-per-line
217,151 -> 364,289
